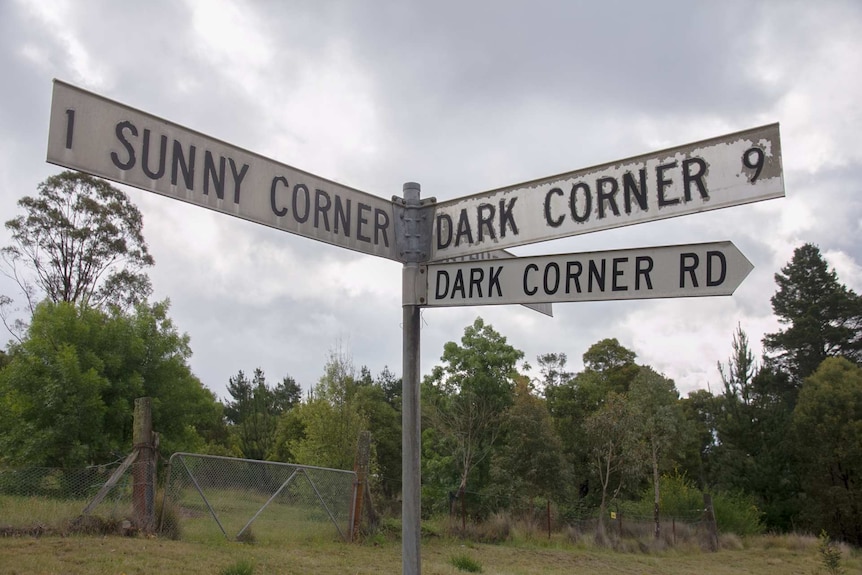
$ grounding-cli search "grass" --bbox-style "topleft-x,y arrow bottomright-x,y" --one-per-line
0,531 -> 859,575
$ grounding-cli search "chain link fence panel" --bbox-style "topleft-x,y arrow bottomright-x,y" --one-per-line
160,453 -> 357,543
0,459 -> 154,535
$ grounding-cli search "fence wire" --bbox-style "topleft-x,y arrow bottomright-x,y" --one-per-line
161,453 -> 356,543
0,460 -> 153,534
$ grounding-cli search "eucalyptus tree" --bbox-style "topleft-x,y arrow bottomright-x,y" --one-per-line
2,171 -> 154,326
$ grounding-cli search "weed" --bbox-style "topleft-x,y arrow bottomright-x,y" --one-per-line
450,553 -> 483,573
219,559 -> 254,575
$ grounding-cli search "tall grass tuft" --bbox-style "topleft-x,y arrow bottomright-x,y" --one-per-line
219,559 -> 255,575
450,553 -> 483,573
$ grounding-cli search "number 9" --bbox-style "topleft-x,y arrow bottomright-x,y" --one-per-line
743,147 -> 765,183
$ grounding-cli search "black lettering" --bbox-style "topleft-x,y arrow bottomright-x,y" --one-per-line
314,189 -> 331,231
565,261 -> 583,293
204,151 -> 225,200
588,259 -> 606,292
499,198 -> 518,237
292,184 -> 310,223
680,253 -> 699,287
334,196 -> 350,237
635,256 -> 653,290
142,129 -> 167,180
523,264 -> 539,296
707,250 -> 727,286
270,176 -> 288,217
623,169 -> 648,214
488,266 -> 502,297
657,161 -> 679,207
454,209 -> 474,246
229,158 -> 249,204
570,182 -> 592,223
375,208 -> 390,247
612,257 -> 628,291
111,121 -> 137,170
357,203 -> 371,242
451,269 -> 466,298
65,109 -> 75,149
682,157 -> 708,201
545,187 -> 565,227
469,268 -> 484,298
477,204 -> 496,242
596,177 -> 620,219
171,141 -> 196,189
437,214 -> 453,249
435,270 -> 450,299
543,263 -> 560,295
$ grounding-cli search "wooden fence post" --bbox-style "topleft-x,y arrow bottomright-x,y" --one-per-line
132,397 -> 156,533
702,493 -> 719,551
351,430 -> 372,541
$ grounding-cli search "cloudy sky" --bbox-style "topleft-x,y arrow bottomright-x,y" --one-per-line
1,0 -> 861,401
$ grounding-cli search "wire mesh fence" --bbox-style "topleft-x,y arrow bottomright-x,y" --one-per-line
0,459 -> 153,535
160,453 -> 357,543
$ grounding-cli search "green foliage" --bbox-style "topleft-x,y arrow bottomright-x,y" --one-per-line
219,559 -> 255,575
0,300 -> 224,466
764,243 -> 862,382
284,347 -> 367,470
2,171 -> 154,316
224,368 -> 299,460
793,357 -> 862,545
817,530 -> 845,575
423,317 -> 525,515
450,553 -> 483,572
622,472 -> 764,536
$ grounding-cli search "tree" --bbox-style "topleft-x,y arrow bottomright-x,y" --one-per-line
545,339 -> 639,506
2,171 -> 154,323
628,366 -> 682,539
224,368 -> 299,460
0,300 -> 224,467
793,357 -> 862,545
491,376 -> 564,514
584,392 -> 644,541
718,323 -> 757,406
764,243 -> 862,382
287,346 -> 367,470
423,317 -> 525,511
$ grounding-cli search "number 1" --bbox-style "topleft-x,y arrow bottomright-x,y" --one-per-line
65,109 -> 75,149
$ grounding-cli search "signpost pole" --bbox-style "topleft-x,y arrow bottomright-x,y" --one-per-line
401,182 -> 423,575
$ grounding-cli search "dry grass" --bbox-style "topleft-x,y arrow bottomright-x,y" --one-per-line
3,528 -> 856,575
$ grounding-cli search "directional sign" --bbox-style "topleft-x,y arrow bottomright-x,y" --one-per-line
422,241 -> 753,308
47,80 -> 399,261
431,124 -> 783,260
434,248 -> 553,316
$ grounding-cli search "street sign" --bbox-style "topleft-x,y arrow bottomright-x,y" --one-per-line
47,80 -> 399,261
431,124 -> 783,260
422,241 -> 753,307
434,248 -> 553,316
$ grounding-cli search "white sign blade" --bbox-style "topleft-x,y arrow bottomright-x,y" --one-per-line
435,249 -> 553,316
47,80 -> 399,261
432,124 -> 783,260
424,241 -> 753,307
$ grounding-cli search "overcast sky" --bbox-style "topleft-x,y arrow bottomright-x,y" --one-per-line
2,0 -> 861,401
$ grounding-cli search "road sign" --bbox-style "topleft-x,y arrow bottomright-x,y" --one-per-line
431,124 -> 783,260
422,241 -> 753,307
435,248 -> 553,316
47,80 -> 399,261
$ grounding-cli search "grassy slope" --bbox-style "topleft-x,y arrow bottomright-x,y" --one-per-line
0,535 -> 858,575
